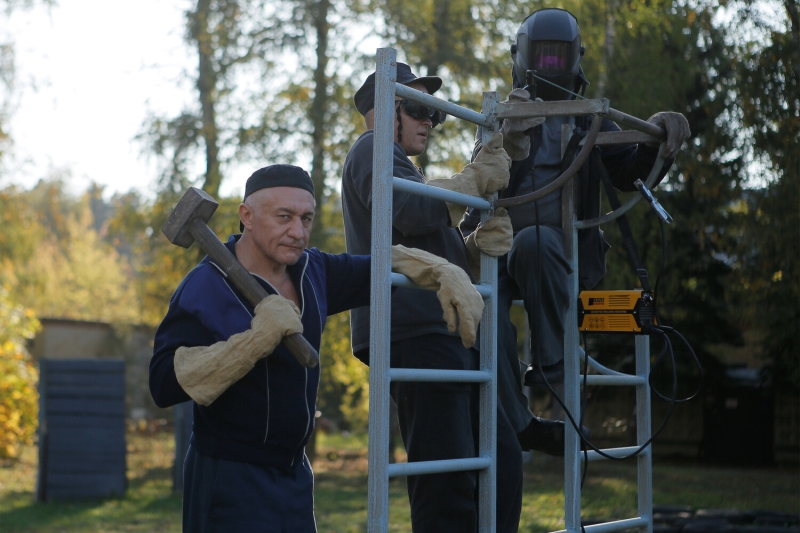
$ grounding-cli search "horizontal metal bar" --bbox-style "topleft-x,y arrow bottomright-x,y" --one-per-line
551,517 -> 649,533
388,456 -> 492,478
584,375 -> 646,386
578,353 -> 629,377
605,108 -> 665,139
508,332 -> 630,378
582,446 -> 650,462
394,84 -> 492,128
591,130 -> 660,146
393,177 -> 491,210
390,273 -> 492,299
496,99 -> 609,119
474,283 -> 492,298
390,368 -> 492,383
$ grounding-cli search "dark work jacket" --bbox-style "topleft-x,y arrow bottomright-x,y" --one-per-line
341,130 -> 474,355
149,235 -> 370,471
462,115 -> 671,291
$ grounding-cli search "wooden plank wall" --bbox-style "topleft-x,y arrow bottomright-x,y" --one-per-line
36,359 -> 127,501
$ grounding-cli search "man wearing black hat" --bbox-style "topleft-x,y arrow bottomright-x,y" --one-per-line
150,164 -> 485,532
342,63 -> 523,532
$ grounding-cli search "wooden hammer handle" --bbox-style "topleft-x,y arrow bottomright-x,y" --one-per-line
189,218 -> 320,368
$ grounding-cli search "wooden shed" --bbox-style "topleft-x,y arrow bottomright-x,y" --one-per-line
36,359 -> 127,501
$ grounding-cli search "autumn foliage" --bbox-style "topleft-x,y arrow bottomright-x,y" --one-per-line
0,286 -> 40,459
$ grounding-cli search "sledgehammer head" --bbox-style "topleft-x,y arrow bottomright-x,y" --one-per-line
162,187 -> 219,248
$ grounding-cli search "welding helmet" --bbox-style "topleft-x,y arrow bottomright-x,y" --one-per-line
511,8 -> 587,101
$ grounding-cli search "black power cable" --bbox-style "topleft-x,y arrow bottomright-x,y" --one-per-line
527,147 -> 703,491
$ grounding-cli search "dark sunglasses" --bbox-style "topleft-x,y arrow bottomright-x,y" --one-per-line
395,99 -> 446,128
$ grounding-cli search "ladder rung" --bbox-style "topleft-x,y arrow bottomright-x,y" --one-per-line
393,176 -> 491,210
390,273 -> 492,298
390,368 -> 491,383
584,375 -> 646,386
551,517 -> 649,533
388,456 -> 492,478
582,446 -> 650,462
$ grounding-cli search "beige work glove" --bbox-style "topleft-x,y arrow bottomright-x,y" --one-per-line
500,89 -> 546,160
463,208 -> 514,277
174,295 -> 303,406
427,133 -> 512,227
391,244 -> 484,348
646,112 -> 691,159
426,175 -> 479,227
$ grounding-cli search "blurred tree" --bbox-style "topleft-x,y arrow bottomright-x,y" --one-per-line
732,0 -> 799,386
139,0 -> 292,198
372,0 -> 512,176
587,0 -> 746,380
0,285 -> 39,460
1,178 -> 142,324
106,188 -> 241,326
0,0 -> 55,170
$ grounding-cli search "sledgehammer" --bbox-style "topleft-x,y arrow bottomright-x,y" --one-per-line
162,187 -> 319,368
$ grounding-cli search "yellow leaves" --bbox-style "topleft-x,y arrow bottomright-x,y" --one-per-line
0,287 -> 40,460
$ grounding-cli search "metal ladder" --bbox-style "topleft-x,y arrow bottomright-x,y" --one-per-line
515,106 -> 667,533
367,47 -> 667,533
367,47 -> 503,533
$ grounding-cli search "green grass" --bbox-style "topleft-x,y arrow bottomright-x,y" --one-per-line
0,428 -> 797,532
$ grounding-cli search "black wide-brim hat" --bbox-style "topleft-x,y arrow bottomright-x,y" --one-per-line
354,63 -> 442,116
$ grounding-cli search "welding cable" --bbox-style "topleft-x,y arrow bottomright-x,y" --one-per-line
526,160 -> 702,469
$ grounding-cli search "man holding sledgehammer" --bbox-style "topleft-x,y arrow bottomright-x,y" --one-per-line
150,164 -> 485,532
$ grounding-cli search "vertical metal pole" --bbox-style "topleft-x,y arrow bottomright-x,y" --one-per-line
367,48 -> 397,533
635,335 -> 653,533
561,124 -> 581,533
478,91 -> 499,533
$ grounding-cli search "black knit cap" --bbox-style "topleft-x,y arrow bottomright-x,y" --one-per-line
354,63 -> 442,116
240,164 -> 315,231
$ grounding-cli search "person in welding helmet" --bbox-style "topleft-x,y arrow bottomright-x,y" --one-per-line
460,7 -> 691,454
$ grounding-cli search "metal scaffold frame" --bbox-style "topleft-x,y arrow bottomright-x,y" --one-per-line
368,48 -> 500,532
367,46 -> 668,533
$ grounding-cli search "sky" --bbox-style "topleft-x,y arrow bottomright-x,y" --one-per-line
3,1 -> 194,199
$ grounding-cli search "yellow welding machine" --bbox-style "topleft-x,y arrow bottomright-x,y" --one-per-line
577,290 -> 656,333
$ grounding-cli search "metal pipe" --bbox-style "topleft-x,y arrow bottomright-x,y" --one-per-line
552,517 -> 650,533
583,446 -> 651,462
496,98 -> 608,119
585,375 -> 647,387
390,368 -> 492,383
605,108 -> 665,139
393,177 -> 491,210
389,273 -> 492,299
367,47 -> 396,533
388,457 -> 492,478
395,84 -> 493,129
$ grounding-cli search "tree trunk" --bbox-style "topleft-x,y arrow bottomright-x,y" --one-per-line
192,0 -> 223,198
308,0 -> 332,248
595,0 -> 617,99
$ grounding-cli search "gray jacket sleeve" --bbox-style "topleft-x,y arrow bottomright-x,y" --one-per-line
346,132 -> 451,235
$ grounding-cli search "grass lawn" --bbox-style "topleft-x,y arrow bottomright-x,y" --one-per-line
0,426 -> 797,532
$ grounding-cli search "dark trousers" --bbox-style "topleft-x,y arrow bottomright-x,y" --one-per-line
496,225 -> 572,432
391,334 -> 523,533
183,444 -> 316,533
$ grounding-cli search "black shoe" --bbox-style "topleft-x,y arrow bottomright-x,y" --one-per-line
516,416 -> 592,456
524,360 -> 565,386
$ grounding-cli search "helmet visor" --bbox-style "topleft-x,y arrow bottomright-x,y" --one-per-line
531,41 -> 570,73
